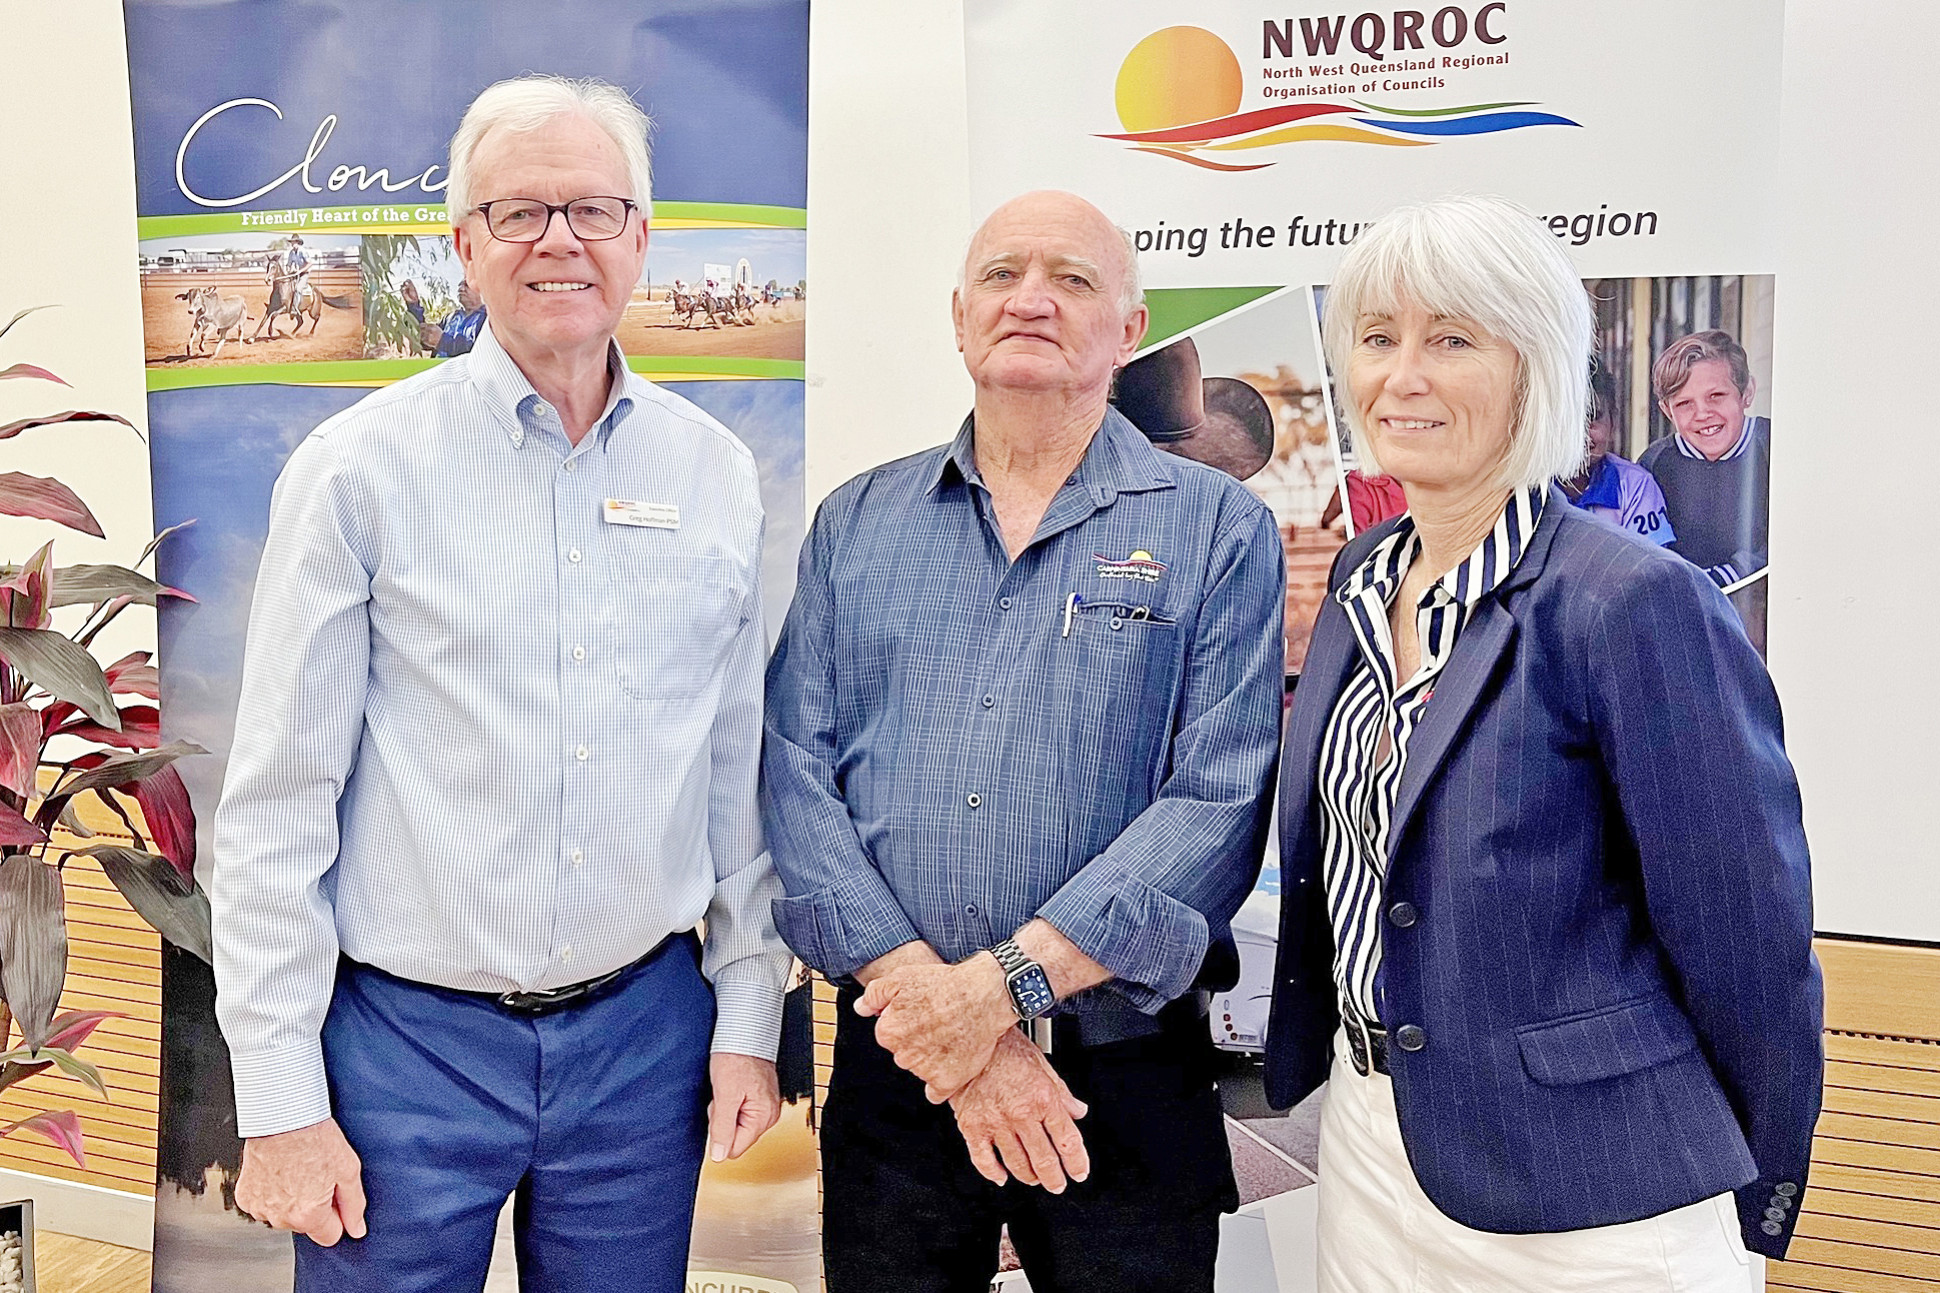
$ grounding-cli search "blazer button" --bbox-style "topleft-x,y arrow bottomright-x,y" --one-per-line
1764,1206 -> 1785,1223
1388,901 -> 1418,928
1775,1182 -> 1798,1196
1761,1220 -> 1782,1237
1394,1024 -> 1426,1052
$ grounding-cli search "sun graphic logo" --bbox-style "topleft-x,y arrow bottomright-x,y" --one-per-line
1101,25 -> 1579,171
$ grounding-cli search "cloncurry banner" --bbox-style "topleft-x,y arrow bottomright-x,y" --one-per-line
123,2 -> 813,1288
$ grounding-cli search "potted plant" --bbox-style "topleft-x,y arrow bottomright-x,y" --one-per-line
0,305 -> 211,1200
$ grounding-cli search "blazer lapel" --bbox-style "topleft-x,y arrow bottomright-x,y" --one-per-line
1384,486 -> 1570,863
1385,597 -> 1517,864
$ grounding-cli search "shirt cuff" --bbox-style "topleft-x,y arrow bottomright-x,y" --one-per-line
771,871 -> 923,981
230,1040 -> 333,1139
709,971 -> 787,1061
1034,871 -> 1209,1010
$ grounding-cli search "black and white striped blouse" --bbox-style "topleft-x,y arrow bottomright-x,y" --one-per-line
1318,485 -> 1546,1025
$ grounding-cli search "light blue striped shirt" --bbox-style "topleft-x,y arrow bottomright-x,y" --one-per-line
212,325 -> 791,1137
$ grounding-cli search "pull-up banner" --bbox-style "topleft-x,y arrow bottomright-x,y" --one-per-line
967,3 -> 1782,1284
123,3 -> 814,1290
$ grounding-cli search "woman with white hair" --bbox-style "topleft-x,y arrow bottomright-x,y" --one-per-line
1260,196 -> 1821,1290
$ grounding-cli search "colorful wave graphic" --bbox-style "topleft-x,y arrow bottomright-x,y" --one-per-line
1099,100 -> 1578,169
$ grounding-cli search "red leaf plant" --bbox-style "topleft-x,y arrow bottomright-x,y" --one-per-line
0,307 -> 206,1168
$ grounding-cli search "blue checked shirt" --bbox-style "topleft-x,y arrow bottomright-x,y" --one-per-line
762,409 -> 1284,1034
213,324 -> 791,1137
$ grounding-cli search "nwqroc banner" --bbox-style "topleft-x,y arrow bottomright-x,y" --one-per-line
123,3 -> 814,1289
967,3 -> 1781,1285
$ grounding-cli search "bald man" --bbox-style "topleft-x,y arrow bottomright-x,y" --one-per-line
762,191 -> 1285,1291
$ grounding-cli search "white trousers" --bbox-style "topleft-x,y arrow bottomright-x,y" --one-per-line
1316,1039 -> 1765,1292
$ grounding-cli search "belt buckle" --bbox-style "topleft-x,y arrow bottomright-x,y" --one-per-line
497,984 -> 581,1016
1343,1017 -> 1371,1076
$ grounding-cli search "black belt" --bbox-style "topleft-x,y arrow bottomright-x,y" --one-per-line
1342,1011 -> 1391,1076
346,931 -> 685,1017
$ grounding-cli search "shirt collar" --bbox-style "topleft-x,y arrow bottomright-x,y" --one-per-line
464,322 -> 636,452
928,405 -> 1178,502
1338,484 -> 1547,612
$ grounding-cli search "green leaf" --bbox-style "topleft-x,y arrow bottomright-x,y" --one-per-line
0,854 -> 68,1049
0,305 -> 55,344
56,739 -> 204,799
0,1044 -> 104,1098
80,844 -> 213,964
138,519 -> 195,567
0,1058 -> 52,1095
0,627 -> 116,726
0,564 -> 187,609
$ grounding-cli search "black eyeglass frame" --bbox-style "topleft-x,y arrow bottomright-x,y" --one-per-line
472,197 -> 640,244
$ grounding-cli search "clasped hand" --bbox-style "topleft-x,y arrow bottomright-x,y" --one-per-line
858,955 -> 1089,1192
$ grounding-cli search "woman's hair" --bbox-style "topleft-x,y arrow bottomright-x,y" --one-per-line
1321,195 -> 1593,489
446,75 -> 653,220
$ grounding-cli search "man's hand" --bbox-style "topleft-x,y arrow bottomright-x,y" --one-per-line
418,322 -> 443,353
857,953 -> 1015,1101
951,1029 -> 1089,1193
235,1117 -> 367,1246
707,1052 -> 782,1162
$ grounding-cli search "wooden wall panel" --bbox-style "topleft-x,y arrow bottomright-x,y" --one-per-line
0,800 -> 161,1197
1769,938 -> 1940,1292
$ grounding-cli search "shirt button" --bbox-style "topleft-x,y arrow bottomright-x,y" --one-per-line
1388,901 -> 1418,928
575,745 -> 590,762
1394,1024 -> 1427,1052
965,792 -> 982,809
571,645 -> 586,662
568,547 -> 582,563
563,459 -> 577,474
999,597 -> 1012,611
965,904 -> 978,915
1110,617 -> 1123,630
560,945 -> 572,961
982,694 -> 995,709
570,848 -> 584,867
535,402 -> 552,418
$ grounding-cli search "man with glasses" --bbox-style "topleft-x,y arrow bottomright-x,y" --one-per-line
212,74 -> 790,1293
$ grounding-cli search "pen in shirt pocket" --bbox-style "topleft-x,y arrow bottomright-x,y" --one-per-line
1061,592 -> 1082,637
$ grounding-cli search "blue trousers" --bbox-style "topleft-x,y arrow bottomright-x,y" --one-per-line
295,936 -> 713,1293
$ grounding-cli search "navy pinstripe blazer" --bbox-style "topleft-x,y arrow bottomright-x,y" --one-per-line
1262,487 -> 1822,1259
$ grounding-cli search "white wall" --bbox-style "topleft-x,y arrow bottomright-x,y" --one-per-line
0,3 -> 152,668
11,0 -> 1935,944
1767,1 -> 1940,942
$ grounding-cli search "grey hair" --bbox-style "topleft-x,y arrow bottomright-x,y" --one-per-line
1321,194 -> 1592,490
445,75 -> 653,222
956,217 -> 1146,316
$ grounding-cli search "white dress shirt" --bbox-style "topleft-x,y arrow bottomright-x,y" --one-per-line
213,324 -> 791,1137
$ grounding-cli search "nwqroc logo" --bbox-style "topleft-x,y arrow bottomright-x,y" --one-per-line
1100,18 -> 1576,171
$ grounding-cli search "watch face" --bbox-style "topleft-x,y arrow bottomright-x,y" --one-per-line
1010,965 -> 1056,1019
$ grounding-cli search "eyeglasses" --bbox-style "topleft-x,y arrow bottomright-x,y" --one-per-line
473,197 -> 638,243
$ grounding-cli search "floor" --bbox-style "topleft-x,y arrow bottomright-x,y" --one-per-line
27,1231 -> 151,1293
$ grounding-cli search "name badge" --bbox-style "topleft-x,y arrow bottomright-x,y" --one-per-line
603,499 -> 680,530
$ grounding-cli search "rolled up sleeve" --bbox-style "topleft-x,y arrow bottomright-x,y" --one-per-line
1034,503 -> 1285,1009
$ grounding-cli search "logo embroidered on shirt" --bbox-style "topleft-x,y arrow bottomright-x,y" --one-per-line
1094,550 -> 1167,583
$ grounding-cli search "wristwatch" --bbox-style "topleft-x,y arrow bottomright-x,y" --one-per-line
988,938 -> 1057,1021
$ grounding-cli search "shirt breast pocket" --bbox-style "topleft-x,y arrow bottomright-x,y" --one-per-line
1058,600 -> 1184,809
608,538 -> 747,702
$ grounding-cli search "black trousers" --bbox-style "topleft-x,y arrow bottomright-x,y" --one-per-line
821,990 -> 1237,1293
